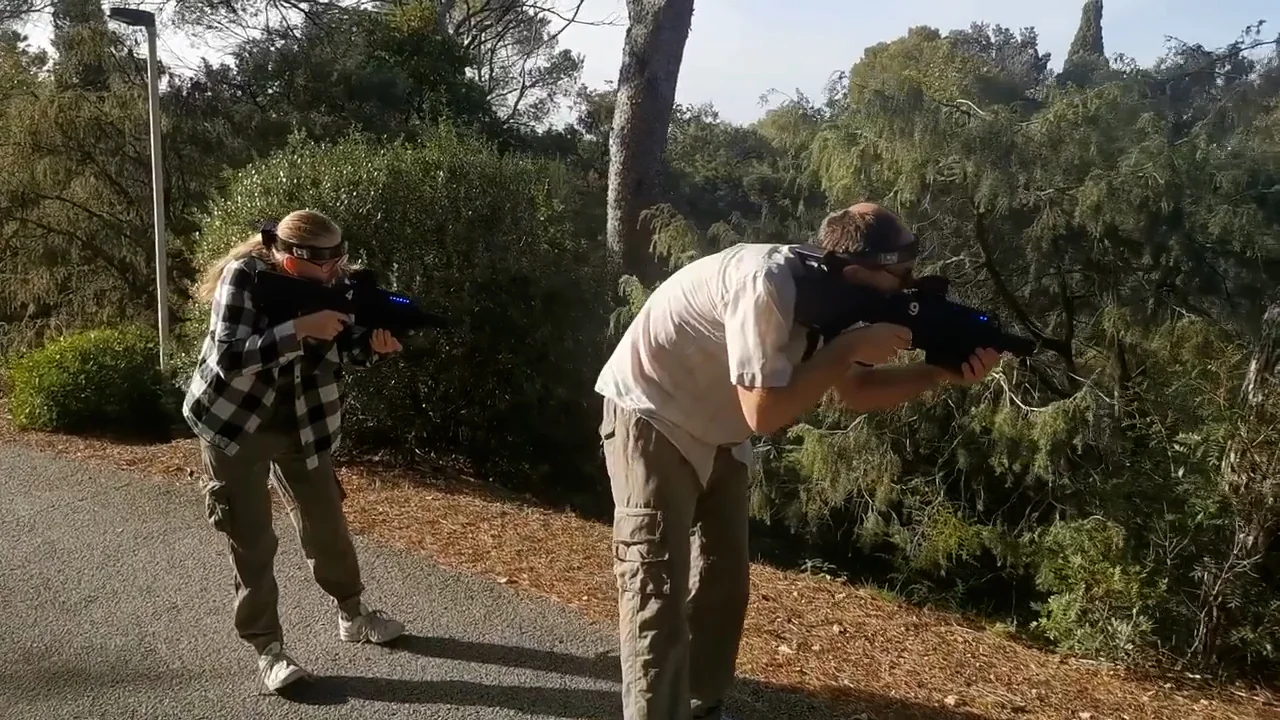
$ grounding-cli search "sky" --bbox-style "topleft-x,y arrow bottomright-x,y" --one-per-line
551,0 -> 1277,123
14,0 -> 1278,126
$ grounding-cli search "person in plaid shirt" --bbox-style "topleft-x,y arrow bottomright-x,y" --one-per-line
184,209 -> 406,693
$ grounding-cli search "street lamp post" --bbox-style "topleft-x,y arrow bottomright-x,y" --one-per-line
108,6 -> 169,373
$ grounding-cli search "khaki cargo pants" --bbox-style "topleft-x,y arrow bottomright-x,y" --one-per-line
600,398 -> 751,720
199,402 -> 364,654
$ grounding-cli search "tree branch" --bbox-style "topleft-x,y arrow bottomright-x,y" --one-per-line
971,206 -> 1075,368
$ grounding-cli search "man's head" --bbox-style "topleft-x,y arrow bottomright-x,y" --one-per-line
815,202 -> 917,293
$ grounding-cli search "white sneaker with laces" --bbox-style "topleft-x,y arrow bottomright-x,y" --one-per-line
257,641 -> 309,691
338,602 -> 405,644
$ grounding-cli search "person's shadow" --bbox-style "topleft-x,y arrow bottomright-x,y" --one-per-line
281,676 -> 621,718
277,633 -> 621,718
278,633 -> 992,719
385,633 -> 621,682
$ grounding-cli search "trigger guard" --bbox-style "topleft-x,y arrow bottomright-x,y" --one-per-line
924,347 -> 969,373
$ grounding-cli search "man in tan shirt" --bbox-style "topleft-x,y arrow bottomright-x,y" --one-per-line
594,202 -> 1001,720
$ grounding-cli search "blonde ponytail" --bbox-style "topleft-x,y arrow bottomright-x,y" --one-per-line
196,233 -> 274,304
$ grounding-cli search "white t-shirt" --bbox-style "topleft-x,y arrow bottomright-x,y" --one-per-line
595,242 -> 812,485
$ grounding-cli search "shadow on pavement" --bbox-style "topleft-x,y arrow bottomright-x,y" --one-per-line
385,633 -> 619,682
276,679 -> 350,706
283,676 -> 621,718
274,633 -> 991,719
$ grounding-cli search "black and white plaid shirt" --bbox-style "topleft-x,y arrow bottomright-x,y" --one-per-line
182,256 -> 381,469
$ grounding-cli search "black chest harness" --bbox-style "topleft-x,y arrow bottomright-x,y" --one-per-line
788,241 -> 924,362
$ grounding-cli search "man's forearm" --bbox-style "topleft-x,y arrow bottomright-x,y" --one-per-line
835,362 -> 949,413
739,340 -> 856,435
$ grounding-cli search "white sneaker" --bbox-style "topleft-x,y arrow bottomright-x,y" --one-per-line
337,602 -> 405,644
257,641 -> 309,691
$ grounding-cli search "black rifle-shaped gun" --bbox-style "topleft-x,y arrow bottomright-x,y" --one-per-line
791,244 -> 1037,372
251,267 -> 448,342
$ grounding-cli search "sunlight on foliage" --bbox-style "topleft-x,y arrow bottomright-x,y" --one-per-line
1030,518 -> 1157,663
780,420 -> 902,529
642,203 -> 705,271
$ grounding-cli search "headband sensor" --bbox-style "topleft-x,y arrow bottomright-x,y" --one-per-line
842,235 -> 920,268
277,238 -> 347,262
260,220 -> 347,262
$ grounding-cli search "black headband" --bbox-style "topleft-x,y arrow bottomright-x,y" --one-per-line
259,219 -> 348,261
794,236 -> 920,275
843,235 -> 920,267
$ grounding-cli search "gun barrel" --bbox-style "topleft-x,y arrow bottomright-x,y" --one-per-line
997,332 -> 1038,357
367,287 -> 449,331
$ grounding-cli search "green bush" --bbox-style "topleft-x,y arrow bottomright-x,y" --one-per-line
186,129 -> 616,506
4,324 -> 171,437
753,305 -> 1280,674
1029,518 -> 1157,664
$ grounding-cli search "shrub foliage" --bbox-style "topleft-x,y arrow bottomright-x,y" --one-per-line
4,324 -> 170,437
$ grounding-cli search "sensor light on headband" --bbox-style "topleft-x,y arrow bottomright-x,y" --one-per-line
793,235 -> 920,277
260,220 -> 348,262
841,235 -> 920,268
278,238 -> 348,262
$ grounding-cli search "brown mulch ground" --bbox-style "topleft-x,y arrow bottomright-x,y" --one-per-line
3,419 -> 1278,720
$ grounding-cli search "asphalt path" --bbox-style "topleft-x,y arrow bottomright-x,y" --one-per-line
0,443 -> 628,720
0,443 -> 901,720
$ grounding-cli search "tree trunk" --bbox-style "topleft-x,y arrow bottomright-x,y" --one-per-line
435,0 -> 456,36
1196,301 -> 1280,664
1225,301 -> 1280,555
606,0 -> 695,285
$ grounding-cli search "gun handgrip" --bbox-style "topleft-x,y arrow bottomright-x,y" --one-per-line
923,346 -> 972,374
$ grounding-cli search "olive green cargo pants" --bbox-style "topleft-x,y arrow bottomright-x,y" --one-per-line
600,398 -> 751,720
199,403 -> 364,654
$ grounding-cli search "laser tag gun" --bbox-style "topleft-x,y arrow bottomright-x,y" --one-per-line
790,243 -> 1037,372
251,266 -> 449,342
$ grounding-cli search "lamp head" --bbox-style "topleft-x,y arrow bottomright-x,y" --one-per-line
107,7 -> 156,28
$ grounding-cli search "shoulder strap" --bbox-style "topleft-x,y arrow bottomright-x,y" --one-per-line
801,328 -> 821,363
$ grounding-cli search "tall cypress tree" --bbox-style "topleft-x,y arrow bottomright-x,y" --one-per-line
1060,0 -> 1108,87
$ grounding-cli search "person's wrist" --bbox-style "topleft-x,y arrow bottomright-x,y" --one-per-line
927,362 -> 955,384
832,331 -> 868,364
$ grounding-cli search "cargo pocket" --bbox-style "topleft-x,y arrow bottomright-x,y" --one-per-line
598,406 -> 618,469
202,478 -> 233,534
612,507 -> 670,596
